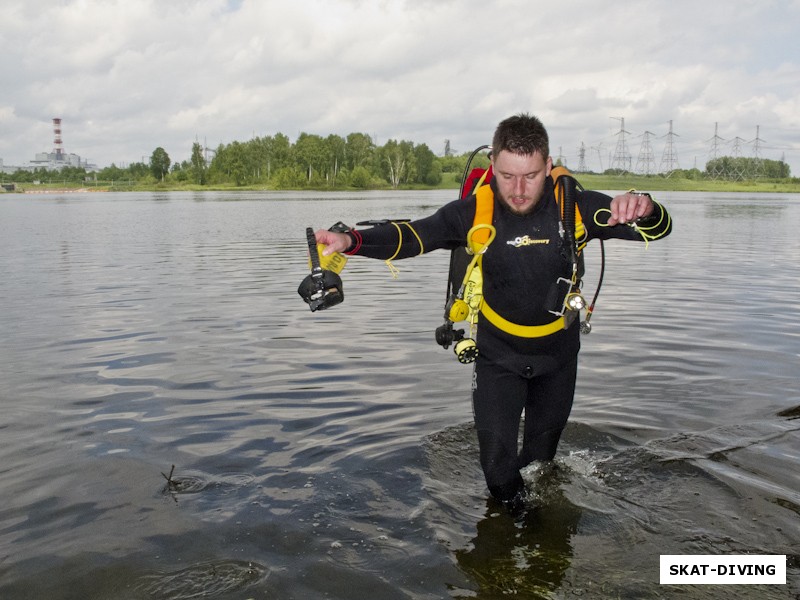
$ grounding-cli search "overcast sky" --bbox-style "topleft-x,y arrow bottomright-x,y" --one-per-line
2,0 -> 798,175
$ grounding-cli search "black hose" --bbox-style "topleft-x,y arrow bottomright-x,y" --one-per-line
559,174 -> 578,267
590,239 -> 605,310
458,144 -> 491,199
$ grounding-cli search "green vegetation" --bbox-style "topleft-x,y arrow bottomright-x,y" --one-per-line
2,131 -> 798,194
571,172 -> 800,194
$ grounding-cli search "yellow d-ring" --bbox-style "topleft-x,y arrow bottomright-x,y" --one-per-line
466,224 -> 496,255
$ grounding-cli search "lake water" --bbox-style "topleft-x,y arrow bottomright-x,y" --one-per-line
0,189 -> 798,599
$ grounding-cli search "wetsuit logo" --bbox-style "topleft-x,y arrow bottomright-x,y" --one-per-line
506,235 -> 550,248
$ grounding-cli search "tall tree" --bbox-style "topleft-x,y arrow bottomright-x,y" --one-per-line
379,139 -> 415,188
325,134 -> 346,186
225,141 -> 247,185
345,133 -> 374,171
190,142 -> 206,185
150,147 -> 171,182
413,143 -> 440,185
270,133 -> 292,176
294,133 -> 326,183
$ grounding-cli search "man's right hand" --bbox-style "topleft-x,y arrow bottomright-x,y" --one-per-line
314,229 -> 351,256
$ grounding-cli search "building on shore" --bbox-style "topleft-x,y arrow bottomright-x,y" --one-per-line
1,118 -> 97,175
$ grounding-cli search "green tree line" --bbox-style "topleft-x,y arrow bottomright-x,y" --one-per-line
578,157 -> 791,181
194,133 -> 453,188
704,156 -> 790,180
2,133 -> 791,188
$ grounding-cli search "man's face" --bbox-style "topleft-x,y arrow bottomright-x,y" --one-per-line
492,149 -> 552,216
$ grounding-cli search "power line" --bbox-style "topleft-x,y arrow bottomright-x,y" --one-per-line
577,142 -> 587,172
750,125 -> 765,177
590,142 -> 604,172
610,117 -> 631,173
554,121 -> 793,178
728,136 -> 747,180
706,122 -> 725,180
635,131 -> 657,176
659,120 -> 680,177
556,146 -> 567,168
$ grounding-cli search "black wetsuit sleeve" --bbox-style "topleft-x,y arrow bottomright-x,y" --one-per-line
345,198 -> 474,260
578,190 -> 673,242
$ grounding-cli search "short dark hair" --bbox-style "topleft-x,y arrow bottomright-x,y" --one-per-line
492,113 -> 550,158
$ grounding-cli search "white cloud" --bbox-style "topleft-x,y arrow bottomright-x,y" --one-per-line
0,0 -> 798,174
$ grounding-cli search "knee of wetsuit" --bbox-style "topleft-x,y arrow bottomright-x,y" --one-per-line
519,427 -> 564,465
477,430 -> 521,486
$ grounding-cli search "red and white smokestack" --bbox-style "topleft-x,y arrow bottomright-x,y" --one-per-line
53,118 -> 63,158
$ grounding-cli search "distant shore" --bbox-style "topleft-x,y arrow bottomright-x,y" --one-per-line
3,173 -> 800,195
21,188 -> 104,194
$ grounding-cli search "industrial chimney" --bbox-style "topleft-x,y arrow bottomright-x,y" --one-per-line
53,118 -> 63,160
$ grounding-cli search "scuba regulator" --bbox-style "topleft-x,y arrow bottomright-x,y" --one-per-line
297,223 -> 349,312
436,223 -> 496,365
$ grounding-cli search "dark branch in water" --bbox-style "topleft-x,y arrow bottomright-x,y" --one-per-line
777,405 -> 800,420
161,464 -> 176,486
161,464 -> 179,502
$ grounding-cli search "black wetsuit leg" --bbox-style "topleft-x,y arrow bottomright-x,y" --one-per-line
472,359 -> 527,502
518,356 -> 578,466
473,355 -> 578,502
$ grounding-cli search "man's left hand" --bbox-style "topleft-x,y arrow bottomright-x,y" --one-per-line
607,192 -> 654,226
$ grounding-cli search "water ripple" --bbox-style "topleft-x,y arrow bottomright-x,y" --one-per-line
1,191 -> 799,600
134,560 -> 268,599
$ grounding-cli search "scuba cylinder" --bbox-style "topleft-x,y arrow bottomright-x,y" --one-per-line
297,224 -> 348,312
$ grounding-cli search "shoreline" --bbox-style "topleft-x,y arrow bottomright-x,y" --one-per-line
22,188 -> 104,194
3,175 -> 800,196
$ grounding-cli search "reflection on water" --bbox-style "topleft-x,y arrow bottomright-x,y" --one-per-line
455,494 -> 581,598
0,190 -> 798,599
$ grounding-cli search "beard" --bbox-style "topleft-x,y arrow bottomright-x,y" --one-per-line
498,192 -> 539,216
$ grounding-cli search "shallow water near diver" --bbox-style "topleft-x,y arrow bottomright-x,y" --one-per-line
0,190 -> 798,599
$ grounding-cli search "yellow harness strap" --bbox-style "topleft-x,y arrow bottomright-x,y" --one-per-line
481,301 -> 566,337
473,185 -> 495,244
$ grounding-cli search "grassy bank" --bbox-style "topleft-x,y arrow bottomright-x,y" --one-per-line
573,173 -> 800,193
5,173 -> 800,195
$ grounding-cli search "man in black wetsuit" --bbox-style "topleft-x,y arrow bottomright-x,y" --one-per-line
314,113 -> 672,509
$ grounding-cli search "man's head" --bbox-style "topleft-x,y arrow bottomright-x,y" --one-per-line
491,113 -> 552,216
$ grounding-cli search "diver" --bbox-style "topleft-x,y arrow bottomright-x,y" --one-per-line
312,113 -> 672,510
